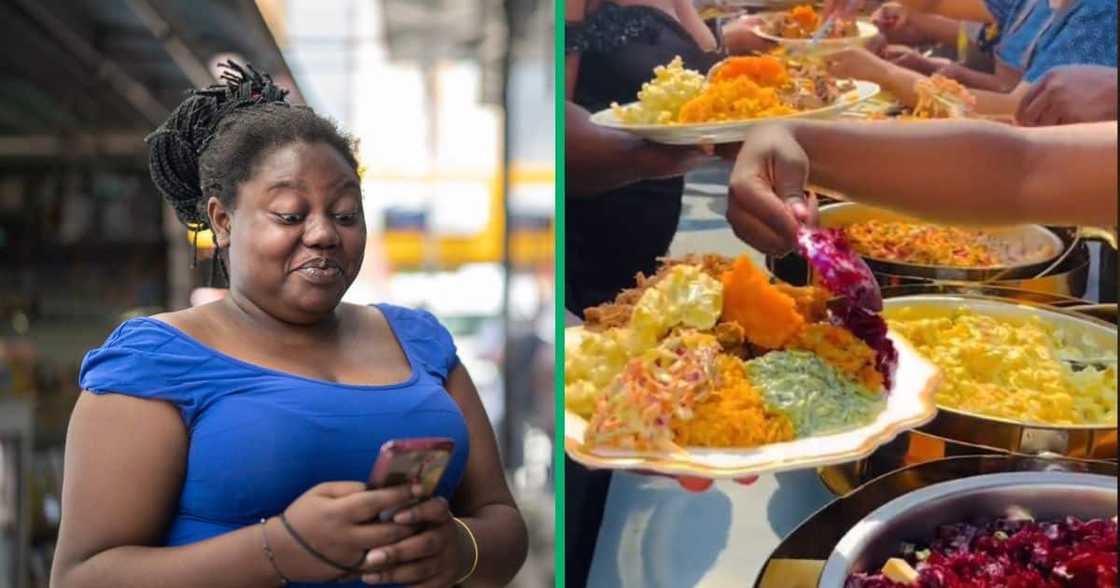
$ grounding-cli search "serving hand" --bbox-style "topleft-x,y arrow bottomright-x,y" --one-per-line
715,131 -> 818,257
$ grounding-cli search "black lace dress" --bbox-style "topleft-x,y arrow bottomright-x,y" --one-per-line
565,1 -> 721,315
564,4 -> 720,587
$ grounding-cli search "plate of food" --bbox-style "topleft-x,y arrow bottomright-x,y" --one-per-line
591,54 -> 880,145
564,228 -> 940,478
753,5 -> 879,51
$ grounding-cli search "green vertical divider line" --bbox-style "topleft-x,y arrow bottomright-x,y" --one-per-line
553,0 -> 566,585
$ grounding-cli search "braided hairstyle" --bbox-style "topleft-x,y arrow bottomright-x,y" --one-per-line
146,61 -> 358,285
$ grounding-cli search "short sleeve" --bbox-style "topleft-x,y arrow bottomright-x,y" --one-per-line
1022,2 -> 1117,82
79,319 -> 204,424
985,0 -> 1024,30
378,305 -> 460,383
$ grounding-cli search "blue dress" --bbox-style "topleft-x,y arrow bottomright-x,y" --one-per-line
78,304 -> 471,588
987,0 -> 1117,82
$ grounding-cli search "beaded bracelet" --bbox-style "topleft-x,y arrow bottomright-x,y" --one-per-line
452,517 -> 479,585
259,518 -> 291,586
279,512 -> 366,575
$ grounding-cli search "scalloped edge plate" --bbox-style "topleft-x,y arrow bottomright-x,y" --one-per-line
564,326 -> 940,478
590,80 -> 880,145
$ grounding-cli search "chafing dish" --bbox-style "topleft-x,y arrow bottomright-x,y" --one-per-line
818,287 -> 1117,496
753,455 -> 1118,588
818,202 -> 1064,280
769,203 -> 1096,299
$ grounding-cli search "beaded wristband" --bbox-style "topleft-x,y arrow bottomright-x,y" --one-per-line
278,512 -> 366,574
259,518 -> 291,586
451,517 -> 479,585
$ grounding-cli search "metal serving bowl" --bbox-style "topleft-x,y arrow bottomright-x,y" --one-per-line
815,285 -> 1117,495
884,293 -> 1117,449
818,471 -> 1118,586
769,202 -> 1093,299
817,202 -> 1064,280
753,455 -> 1118,587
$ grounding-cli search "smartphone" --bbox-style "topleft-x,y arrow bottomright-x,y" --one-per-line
368,437 -> 454,520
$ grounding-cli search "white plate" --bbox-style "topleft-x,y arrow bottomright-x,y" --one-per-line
590,80 -> 880,145
753,19 -> 880,52
564,326 -> 940,478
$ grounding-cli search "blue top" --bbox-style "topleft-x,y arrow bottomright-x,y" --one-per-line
78,304 -> 471,588
986,0 -> 1116,82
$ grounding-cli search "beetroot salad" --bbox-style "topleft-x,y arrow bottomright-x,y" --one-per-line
846,516 -> 1118,588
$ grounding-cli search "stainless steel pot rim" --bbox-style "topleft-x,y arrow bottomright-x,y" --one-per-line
931,404 -> 1118,431
880,282 -> 1089,303
876,284 -> 1106,321
821,471 -> 1118,582
863,252 -> 1059,275
882,292 -> 1120,332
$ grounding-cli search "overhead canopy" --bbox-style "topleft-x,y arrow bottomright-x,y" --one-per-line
0,0 -> 300,161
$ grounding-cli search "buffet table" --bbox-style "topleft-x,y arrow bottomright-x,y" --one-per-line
586,470 -> 835,587
578,161 -> 1118,587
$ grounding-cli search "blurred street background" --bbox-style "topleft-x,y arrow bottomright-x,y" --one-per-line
0,1 -> 555,587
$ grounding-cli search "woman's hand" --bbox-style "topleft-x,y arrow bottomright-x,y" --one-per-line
360,497 -> 469,587
723,15 -> 776,55
864,33 -> 890,56
1017,65 -> 1119,126
825,48 -> 890,83
872,2 -> 907,30
881,45 -> 947,75
719,125 -> 815,256
270,482 -> 421,583
933,61 -> 979,83
635,142 -> 713,181
872,2 -> 925,45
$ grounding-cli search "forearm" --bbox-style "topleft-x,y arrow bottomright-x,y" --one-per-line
900,0 -> 994,23
460,504 -> 528,587
54,525 -> 278,588
873,61 -> 927,106
950,67 -> 1008,91
788,120 -> 1116,226
565,102 -> 656,198
972,85 -> 1023,116
673,0 -> 717,52
910,12 -> 964,46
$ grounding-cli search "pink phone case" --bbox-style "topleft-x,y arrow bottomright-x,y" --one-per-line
368,437 -> 455,495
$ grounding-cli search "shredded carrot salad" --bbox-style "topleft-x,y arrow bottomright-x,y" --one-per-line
844,219 -> 1000,267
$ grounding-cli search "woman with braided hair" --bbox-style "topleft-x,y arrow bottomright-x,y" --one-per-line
50,62 -> 528,588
